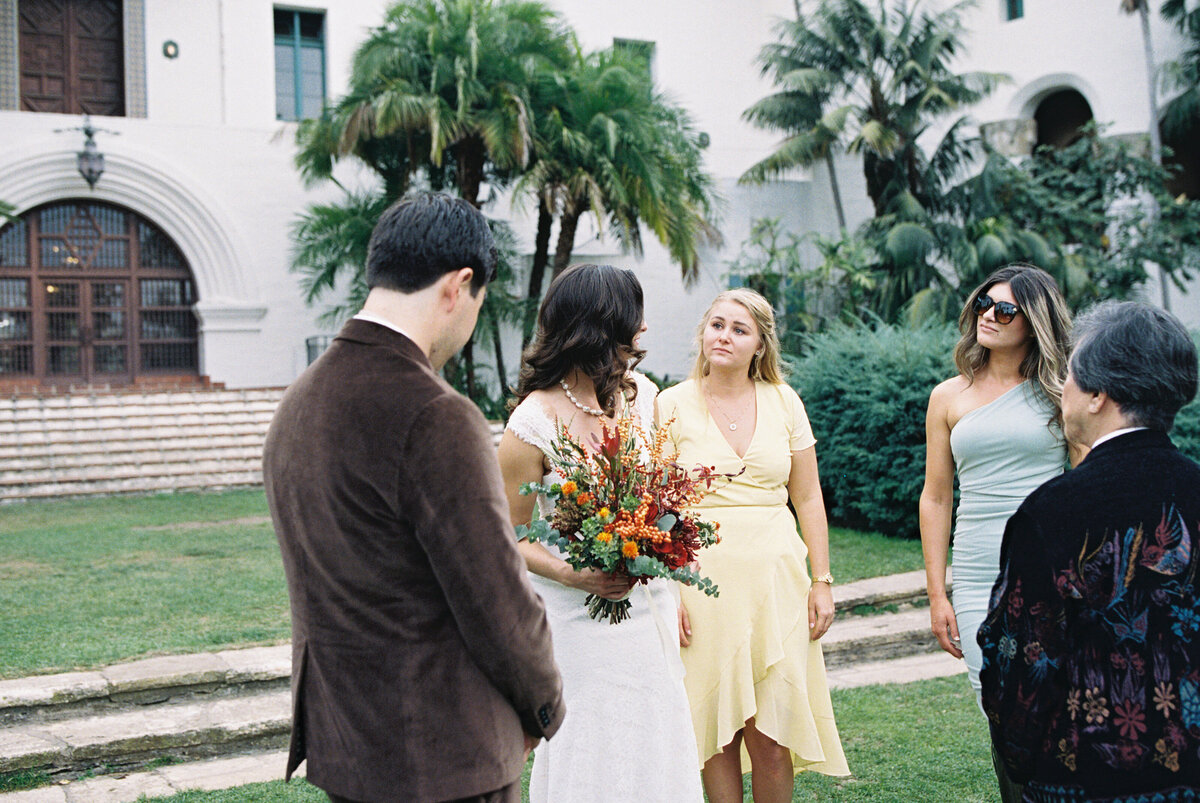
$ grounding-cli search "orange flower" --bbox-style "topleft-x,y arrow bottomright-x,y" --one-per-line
561,480 -> 578,495
596,531 -> 613,543
622,540 -> 639,558
576,492 -> 593,507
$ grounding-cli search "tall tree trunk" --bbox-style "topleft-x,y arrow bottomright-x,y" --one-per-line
824,150 -> 847,230
490,317 -> 508,396
523,198 -> 554,347
862,151 -> 890,217
456,139 -> 486,208
462,336 -> 477,400
551,209 -> 583,279
1135,0 -> 1171,310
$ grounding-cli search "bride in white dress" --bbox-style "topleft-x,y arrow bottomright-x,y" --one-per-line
498,264 -> 704,803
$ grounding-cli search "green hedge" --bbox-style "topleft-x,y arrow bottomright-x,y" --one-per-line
788,325 -> 1200,539
788,319 -> 958,539
1171,332 -> 1200,464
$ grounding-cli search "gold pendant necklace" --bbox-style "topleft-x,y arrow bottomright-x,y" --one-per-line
704,386 -> 751,431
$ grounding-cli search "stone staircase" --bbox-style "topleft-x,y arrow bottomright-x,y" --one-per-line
0,389 -> 287,503
0,571 -> 958,798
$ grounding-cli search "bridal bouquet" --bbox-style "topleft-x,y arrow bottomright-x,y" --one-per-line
515,417 -> 728,624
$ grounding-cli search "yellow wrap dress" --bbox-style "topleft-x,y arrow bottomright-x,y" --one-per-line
656,379 -> 849,776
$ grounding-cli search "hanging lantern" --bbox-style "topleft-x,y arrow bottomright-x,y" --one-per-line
76,117 -> 106,189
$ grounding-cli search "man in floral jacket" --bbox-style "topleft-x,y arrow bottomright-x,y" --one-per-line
980,301 -> 1200,802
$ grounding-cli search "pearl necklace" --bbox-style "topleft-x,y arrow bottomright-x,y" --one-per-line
705,386 -> 753,431
560,379 -> 605,417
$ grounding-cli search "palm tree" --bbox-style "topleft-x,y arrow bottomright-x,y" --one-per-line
1160,0 -> 1200,144
1120,0 -> 1170,308
740,0 -> 1003,218
291,190 -> 392,328
291,0 -> 573,400
1121,0 -> 1165,166
515,48 -> 720,342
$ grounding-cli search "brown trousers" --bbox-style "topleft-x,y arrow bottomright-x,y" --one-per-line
327,778 -> 521,803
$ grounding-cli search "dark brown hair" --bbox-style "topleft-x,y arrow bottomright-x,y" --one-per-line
954,263 -> 1072,418
512,264 -> 645,415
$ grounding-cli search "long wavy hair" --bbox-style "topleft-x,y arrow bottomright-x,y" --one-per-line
512,264 -> 646,415
689,288 -> 786,383
954,264 -> 1072,418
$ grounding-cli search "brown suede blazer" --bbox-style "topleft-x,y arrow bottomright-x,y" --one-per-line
264,319 -> 563,803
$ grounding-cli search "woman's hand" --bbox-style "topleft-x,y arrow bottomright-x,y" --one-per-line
808,582 -> 835,640
557,565 -> 634,599
678,601 -> 692,647
928,594 -> 963,658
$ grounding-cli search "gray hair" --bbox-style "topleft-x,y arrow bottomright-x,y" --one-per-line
1070,301 -> 1198,431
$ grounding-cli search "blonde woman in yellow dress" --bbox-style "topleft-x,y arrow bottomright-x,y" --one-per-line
656,289 -> 848,803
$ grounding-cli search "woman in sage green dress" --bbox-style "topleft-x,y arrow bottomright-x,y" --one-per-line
657,289 -> 848,803
919,264 -> 1076,800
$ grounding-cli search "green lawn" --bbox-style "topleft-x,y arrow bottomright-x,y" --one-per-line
0,489 -> 923,679
0,489 -> 288,679
828,526 -> 923,583
138,676 -> 993,803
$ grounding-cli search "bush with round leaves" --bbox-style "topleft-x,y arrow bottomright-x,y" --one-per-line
787,318 -> 958,539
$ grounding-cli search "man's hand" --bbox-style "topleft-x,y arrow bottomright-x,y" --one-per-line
523,732 -> 540,762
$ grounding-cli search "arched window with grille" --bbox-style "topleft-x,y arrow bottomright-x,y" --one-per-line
0,200 -> 199,389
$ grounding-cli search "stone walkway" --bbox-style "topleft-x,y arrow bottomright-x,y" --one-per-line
0,570 -> 963,803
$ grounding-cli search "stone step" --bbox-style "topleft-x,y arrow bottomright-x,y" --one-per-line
0,573 -> 944,785
0,688 -> 290,778
0,389 -> 286,503
826,650 -> 966,690
0,750 -> 300,803
0,389 -> 285,414
0,650 -> 968,803
833,568 -> 940,611
0,471 -> 264,502
0,397 -> 281,421
4,423 -> 272,448
0,585 -> 933,725
821,607 -> 939,668
0,459 -> 265,488
0,648 -> 290,728
0,434 -> 267,465
1,449 -> 265,479
0,411 -> 277,437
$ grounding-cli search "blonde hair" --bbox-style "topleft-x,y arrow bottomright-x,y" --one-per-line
689,289 -> 786,383
954,264 -> 1072,419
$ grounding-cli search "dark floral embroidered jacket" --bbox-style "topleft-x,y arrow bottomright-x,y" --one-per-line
979,429 -> 1200,802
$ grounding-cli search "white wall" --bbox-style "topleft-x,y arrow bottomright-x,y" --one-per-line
502,0 -> 834,381
4,0 -> 1194,391
0,0 -> 392,388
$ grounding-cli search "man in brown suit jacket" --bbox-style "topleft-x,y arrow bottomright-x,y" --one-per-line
264,193 -> 564,803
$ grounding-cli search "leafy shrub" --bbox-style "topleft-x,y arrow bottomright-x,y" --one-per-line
1170,332 -> 1200,464
788,319 -> 958,539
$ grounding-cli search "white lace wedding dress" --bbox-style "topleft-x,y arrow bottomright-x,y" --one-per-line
506,373 -> 704,803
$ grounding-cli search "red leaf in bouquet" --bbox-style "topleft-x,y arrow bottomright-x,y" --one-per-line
595,422 -> 623,459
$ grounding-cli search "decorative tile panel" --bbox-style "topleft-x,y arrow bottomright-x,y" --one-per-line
123,0 -> 145,117
0,0 -> 17,110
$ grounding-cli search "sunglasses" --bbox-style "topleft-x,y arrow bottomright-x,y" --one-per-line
973,293 -> 1021,325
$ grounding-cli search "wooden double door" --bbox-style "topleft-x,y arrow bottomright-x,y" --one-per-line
0,201 -> 198,388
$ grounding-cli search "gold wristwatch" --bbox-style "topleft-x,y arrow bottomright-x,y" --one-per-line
813,572 -> 834,585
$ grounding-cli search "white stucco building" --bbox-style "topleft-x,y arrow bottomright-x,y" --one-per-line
0,0 -> 1193,395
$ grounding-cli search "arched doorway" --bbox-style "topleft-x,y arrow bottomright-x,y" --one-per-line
1164,124 -> 1200,201
0,200 -> 199,389
1034,89 -> 1095,149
